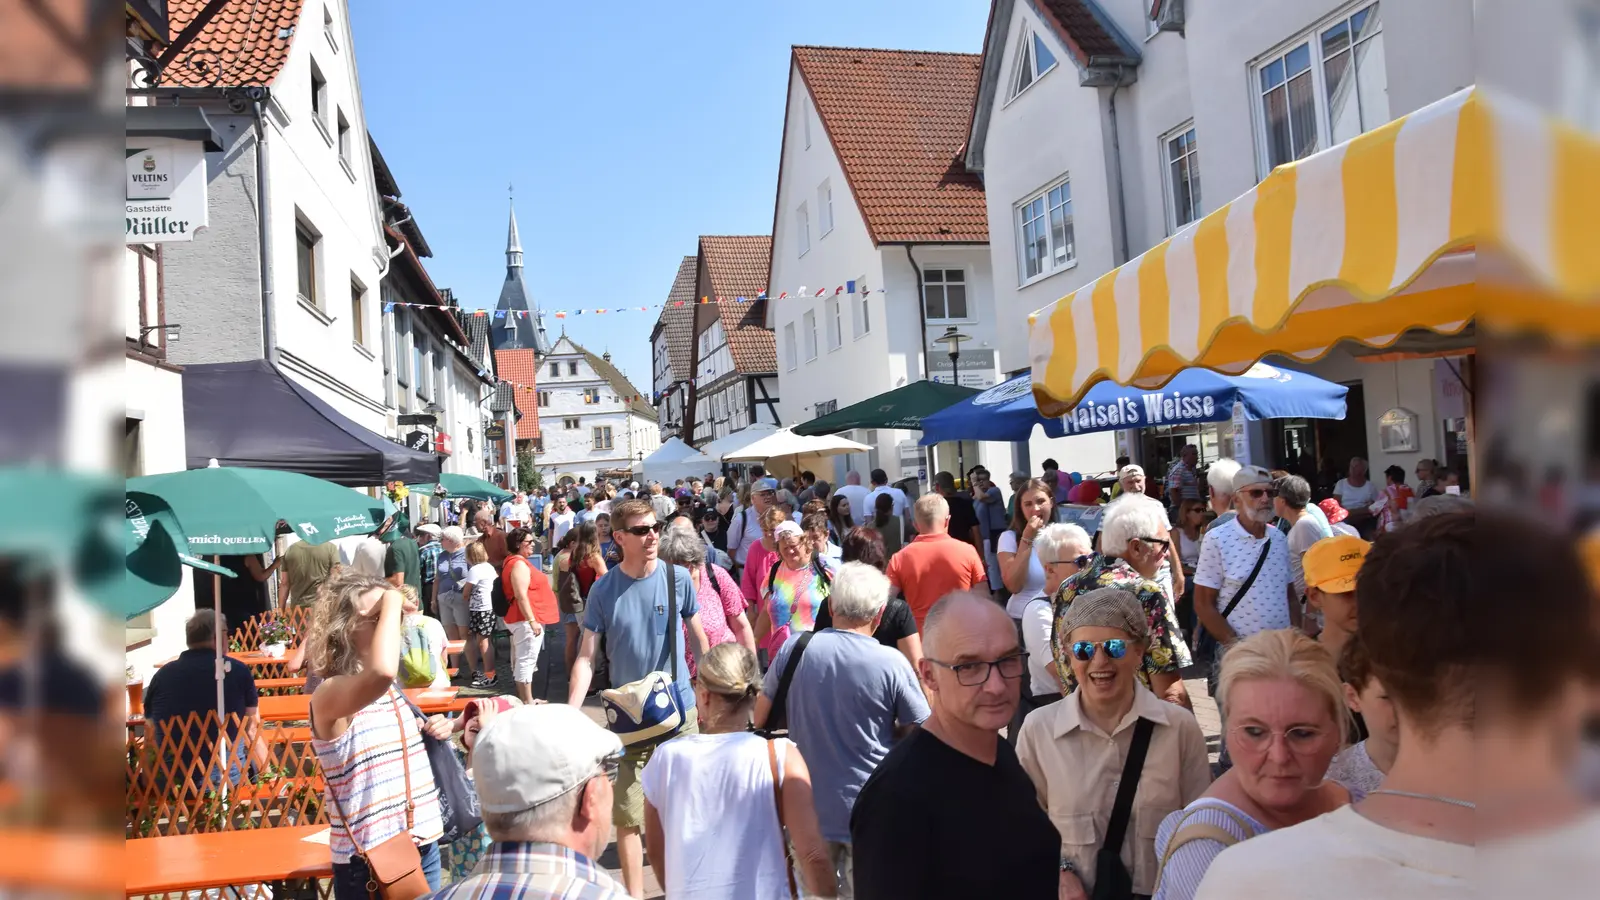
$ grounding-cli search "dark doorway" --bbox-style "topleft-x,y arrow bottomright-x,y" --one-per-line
1266,382 -> 1368,501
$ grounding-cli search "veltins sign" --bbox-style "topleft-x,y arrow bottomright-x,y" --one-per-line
126,137 -> 208,243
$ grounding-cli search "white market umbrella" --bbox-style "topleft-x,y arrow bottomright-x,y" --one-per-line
696,423 -> 781,462
721,428 -> 872,477
635,437 -> 697,473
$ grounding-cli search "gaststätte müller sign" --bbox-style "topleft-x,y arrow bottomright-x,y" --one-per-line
125,137 -> 208,242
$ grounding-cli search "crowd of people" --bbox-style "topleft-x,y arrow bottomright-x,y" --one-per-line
148,452 -> 1600,900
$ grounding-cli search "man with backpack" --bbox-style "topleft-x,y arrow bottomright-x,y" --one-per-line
752,562 -> 927,897
727,476 -> 778,579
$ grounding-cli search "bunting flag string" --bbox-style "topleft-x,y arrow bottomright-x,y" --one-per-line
382,281 -> 883,320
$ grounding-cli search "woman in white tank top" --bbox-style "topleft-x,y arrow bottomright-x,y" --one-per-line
641,643 -> 834,900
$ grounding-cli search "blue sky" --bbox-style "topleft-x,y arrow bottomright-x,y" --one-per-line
349,0 -> 988,392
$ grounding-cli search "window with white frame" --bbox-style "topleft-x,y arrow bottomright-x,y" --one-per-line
1162,123 -> 1201,232
350,278 -> 365,347
1253,2 -> 1388,173
324,5 -> 338,51
295,217 -> 320,307
549,362 -> 560,378
583,388 -> 600,404
1017,177 -> 1074,281
537,391 -> 551,407
853,278 -> 870,337
592,426 -> 614,451
1008,28 -> 1058,100
802,309 -> 818,361
923,269 -> 969,321
797,203 -> 810,257
568,361 -> 579,376
563,417 -> 579,429
784,322 -> 797,371
818,180 -> 834,236
309,60 -> 329,138
825,296 -> 842,351
336,109 -> 351,167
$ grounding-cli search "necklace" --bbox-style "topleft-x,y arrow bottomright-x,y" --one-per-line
1368,788 -> 1476,809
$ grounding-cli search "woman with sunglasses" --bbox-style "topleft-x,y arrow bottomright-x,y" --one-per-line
1053,494 -> 1191,708
1017,587 -> 1212,900
1152,629 -> 1351,900
641,642 -> 833,899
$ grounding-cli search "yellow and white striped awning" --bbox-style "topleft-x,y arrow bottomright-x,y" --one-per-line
1027,85 -> 1600,415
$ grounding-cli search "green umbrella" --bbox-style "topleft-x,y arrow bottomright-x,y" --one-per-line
127,466 -> 390,556
791,379 -> 981,436
123,492 -> 236,620
409,472 -> 514,502
0,468 -> 122,614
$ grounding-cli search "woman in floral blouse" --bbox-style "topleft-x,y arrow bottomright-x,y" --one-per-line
1053,494 -> 1193,708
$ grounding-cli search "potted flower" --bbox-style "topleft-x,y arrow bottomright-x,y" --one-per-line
260,619 -> 294,658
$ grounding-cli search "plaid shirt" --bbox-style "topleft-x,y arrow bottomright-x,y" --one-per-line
419,541 -> 443,583
427,842 -> 630,900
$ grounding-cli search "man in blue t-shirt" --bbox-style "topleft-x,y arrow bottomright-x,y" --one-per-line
566,497 -> 708,900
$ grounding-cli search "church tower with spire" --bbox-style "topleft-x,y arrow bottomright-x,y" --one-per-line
491,195 -> 551,355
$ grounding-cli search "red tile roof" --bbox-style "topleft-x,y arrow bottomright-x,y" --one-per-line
653,256 -> 699,383
699,236 -> 777,374
793,47 -> 987,245
1037,0 -> 1138,65
161,0 -> 303,88
494,349 -> 541,441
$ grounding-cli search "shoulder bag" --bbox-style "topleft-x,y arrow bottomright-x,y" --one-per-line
756,630 -> 817,738
399,694 -> 480,845
600,563 -> 687,746
1089,716 -> 1155,900
325,692 -> 430,900
1193,540 -> 1272,662
766,739 -> 799,900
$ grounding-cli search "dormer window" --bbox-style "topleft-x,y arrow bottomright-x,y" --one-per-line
1009,29 -> 1058,100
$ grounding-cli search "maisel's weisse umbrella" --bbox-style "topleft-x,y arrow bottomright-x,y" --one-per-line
791,380 -> 980,436
409,472 -> 514,503
126,465 -> 391,556
920,363 -> 1348,445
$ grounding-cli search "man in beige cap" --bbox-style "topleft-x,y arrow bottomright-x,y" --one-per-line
429,704 -> 630,900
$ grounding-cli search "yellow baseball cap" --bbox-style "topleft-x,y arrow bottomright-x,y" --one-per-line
1302,534 -> 1370,594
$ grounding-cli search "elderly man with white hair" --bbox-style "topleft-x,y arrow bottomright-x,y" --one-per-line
1051,495 -> 1192,708
1203,457 -> 1242,536
753,562 -> 929,898
1007,523 -> 1095,742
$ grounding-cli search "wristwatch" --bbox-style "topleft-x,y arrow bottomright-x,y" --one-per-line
1059,857 -> 1079,875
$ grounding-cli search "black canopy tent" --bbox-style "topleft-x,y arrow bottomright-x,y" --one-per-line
183,359 -> 440,487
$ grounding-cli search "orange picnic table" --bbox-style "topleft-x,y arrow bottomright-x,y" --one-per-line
125,825 -> 332,895
156,649 -> 294,668
0,828 -> 122,892
257,687 -> 469,722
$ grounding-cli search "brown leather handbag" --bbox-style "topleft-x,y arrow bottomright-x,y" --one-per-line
326,692 -> 430,900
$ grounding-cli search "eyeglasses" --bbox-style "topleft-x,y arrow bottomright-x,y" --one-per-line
1227,723 -> 1331,753
926,652 -> 1027,686
1131,536 -> 1169,553
1043,553 -> 1095,568
1070,639 -> 1129,661
1239,487 -> 1277,500
620,522 -> 667,537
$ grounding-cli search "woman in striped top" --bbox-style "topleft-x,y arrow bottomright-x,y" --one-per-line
309,573 -> 449,900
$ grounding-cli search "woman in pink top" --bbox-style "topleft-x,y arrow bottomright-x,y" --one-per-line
660,523 -> 755,676
739,506 -> 788,610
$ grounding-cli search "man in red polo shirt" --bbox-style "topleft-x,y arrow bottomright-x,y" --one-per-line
886,493 -> 988,629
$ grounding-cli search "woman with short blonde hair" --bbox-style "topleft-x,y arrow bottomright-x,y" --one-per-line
642,643 -> 833,898
1152,629 -> 1351,900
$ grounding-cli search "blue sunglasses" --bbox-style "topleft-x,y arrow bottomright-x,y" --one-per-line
1070,639 -> 1128,661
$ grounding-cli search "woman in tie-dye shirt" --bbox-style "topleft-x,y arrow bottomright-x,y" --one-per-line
752,521 -> 835,654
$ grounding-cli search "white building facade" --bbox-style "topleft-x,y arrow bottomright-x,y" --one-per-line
534,336 -> 659,483
768,47 -> 1013,487
969,0 -> 1472,480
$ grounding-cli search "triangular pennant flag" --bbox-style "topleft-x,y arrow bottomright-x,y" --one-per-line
474,309 -> 487,316
846,280 -> 856,294
835,286 -> 844,295
757,290 -> 768,300
797,286 -> 807,297
494,310 -> 506,319
384,302 -> 395,313
554,311 -> 567,319
777,292 -> 788,300
673,300 -> 685,307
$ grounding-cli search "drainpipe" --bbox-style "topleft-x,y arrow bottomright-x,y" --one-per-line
253,99 -> 276,360
1102,67 -> 1137,265
903,244 -> 931,381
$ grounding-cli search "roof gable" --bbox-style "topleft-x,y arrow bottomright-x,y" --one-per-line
697,236 -> 776,374
162,0 -> 305,87
652,255 -> 698,383
966,0 -> 1141,171
790,46 -> 987,246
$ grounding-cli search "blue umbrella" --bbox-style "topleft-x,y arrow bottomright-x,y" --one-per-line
920,363 -> 1348,444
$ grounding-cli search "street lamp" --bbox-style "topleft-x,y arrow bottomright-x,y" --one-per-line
932,326 -> 972,487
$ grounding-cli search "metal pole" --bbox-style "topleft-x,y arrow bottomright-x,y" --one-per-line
213,558 -> 229,803
951,350 -> 964,486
